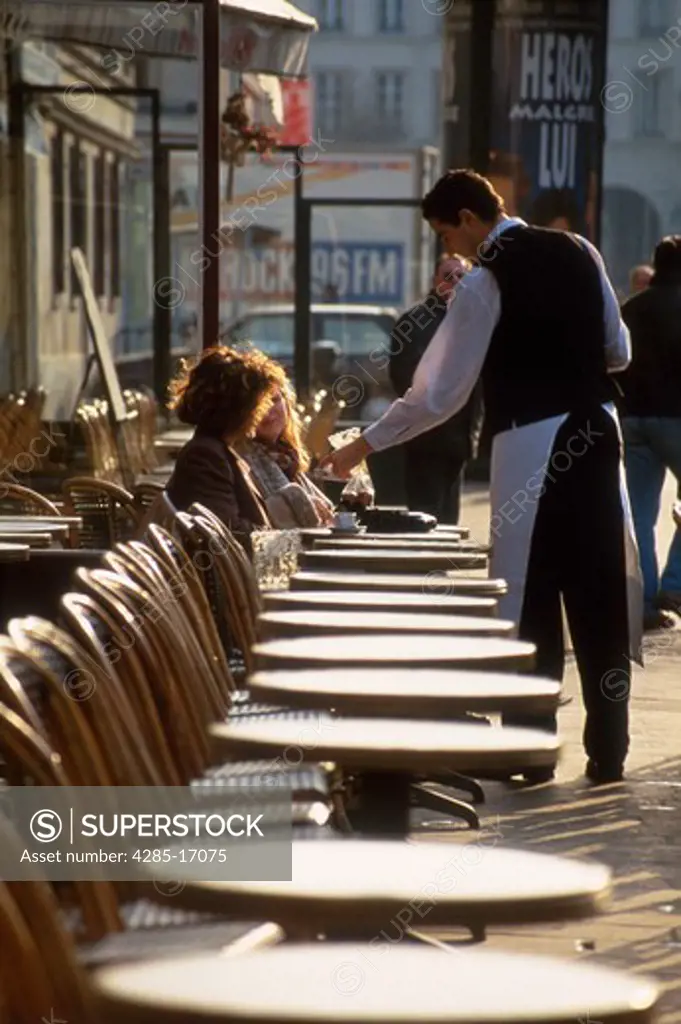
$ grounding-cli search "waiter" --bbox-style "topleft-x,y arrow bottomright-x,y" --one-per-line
322,169 -> 642,785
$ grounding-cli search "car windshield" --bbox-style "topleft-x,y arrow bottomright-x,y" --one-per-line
318,315 -> 390,353
226,314 -> 294,357
226,312 -> 392,358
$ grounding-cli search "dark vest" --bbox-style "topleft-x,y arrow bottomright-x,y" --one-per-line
480,225 -> 616,437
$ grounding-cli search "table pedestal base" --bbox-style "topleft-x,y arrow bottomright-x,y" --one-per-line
411,783 -> 479,830
348,772 -> 411,836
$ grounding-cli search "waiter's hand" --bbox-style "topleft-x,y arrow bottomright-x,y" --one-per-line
319,435 -> 373,480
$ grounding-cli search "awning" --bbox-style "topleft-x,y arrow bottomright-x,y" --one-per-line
6,0 -> 317,77
242,73 -> 284,128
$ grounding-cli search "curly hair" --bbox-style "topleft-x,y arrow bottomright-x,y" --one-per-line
167,345 -> 287,439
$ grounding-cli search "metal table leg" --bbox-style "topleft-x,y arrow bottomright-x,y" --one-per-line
348,771 -> 411,836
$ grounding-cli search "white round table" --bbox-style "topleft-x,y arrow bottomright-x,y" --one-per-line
145,840 -> 611,936
289,572 -> 507,596
247,668 -> 561,719
211,716 -> 558,834
262,589 -> 498,616
95,943 -> 658,1024
257,610 -> 514,641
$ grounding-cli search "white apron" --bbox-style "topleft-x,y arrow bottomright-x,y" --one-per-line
488,404 -> 643,665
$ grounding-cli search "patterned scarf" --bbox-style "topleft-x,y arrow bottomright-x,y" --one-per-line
258,437 -> 300,482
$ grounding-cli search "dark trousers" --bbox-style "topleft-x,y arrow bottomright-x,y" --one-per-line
403,445 -> 465,525
502,407 -> 630,769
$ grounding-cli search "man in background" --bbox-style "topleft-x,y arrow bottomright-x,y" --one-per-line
388,255 -> 483,524
618,236 -> 681,630
629,264 -> 653,296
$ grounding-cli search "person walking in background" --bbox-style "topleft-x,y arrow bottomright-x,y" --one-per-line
323,169 -> 641,785
618,236 -> 681,631
389,255 -> 483,524
628,264 -> 653,296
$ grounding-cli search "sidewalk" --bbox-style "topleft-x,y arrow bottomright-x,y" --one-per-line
440,473 -> 681,1020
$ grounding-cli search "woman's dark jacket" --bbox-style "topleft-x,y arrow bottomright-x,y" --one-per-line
166,431 -> 270,552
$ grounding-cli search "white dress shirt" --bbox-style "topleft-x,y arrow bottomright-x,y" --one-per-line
363,218 -> 631,453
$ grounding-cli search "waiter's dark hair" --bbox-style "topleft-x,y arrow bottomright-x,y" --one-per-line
653,235 -> 681,281
422,169 -> 505,226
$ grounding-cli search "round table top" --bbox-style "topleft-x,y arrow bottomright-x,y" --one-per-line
313,537 -> 489,553
95,943 -> 658,1024
253,634 -> 535,673
247,668 -> 561,717
210,716 -> 558,773
300,549 -> 488,573
0,515 -> 82,526
0,520 -> 69,534
0,532 -> 51,548
257,610 -> 513,641
262,590 -> 499,616
146,840 -> 611,931
300,526 -> 470,543
289,572 -> 507,596
0,543 -> 30,563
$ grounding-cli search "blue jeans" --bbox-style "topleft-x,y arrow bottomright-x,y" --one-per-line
622,416 -> 681,612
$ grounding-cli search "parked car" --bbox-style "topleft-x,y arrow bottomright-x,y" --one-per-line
221,304 -> 399,420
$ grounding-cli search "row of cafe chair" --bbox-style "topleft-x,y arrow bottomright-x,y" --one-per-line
0,389 -> 161,552
0,388 -> 48,471
0,501 -> 661,1022
0,382 -> 344,554
74,392 -> 160,486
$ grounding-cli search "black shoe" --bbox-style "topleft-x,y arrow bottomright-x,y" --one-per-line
643,608 -> 676,632
585,758 -> 624,784
520,766 -> 556,784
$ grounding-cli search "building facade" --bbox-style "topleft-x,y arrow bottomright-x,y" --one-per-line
602,0 -> 681,291
297,0 -> 443,149
0,38 -> 138,418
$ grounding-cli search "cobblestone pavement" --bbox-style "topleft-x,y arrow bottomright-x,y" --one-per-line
429,473 -> 681,1020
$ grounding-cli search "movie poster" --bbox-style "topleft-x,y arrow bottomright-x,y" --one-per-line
490,0 -> 607,240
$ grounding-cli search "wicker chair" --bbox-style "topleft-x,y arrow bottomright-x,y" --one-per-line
62,477 -> 142,549
188,504 -> 263,623
0,803 -> 98,1021
132,479 -> 165,518
0,483 -> 61,517
74,402 -> 121,483
138,391 -> 160,471
64,561 -> 330,805
0,703 -> 283,962
125,390 -> 160,473
173,512 -> 258,675
0,389 -> 47,467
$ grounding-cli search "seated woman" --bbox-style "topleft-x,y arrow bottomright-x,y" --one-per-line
164,345 -> 286,551
237,384 -> 336,528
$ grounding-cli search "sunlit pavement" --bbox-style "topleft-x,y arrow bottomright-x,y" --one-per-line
427,472 -> 681,1021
